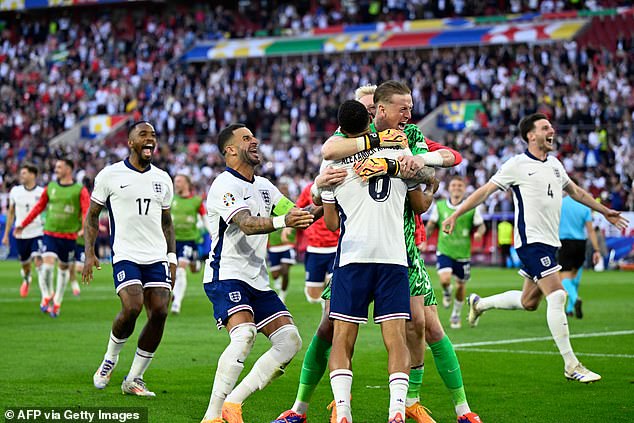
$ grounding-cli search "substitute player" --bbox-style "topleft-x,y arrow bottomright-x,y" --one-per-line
425,176 -> 486,329
2,163 -> 44,300
171,173 -> 210,314
85,121 -> 177,397
200,124 -> 321,423
15,158 -> 90,317
443,113 -> 628,383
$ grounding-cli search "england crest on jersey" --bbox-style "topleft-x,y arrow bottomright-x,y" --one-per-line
540,256 -> 552,267
153,181 -> 163,193
260,190 -> 271,206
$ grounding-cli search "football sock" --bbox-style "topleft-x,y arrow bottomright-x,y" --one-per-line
41,263 -> 54,299
573,268 -> 583,285
279,289 -> 288,304
293,334 -> 332,414
330,369 -> 353,422
226,325 -> 301,404
37,266 -> 49,300
546,290 -> 579,369
561,278 -> 577,315
21,268 -> 30,283
388,372 -> 409,420
406,365 -> 424,406
452,299 -> 464,318
204,323 -> 256,419
477,290 -> 523,311
53,268 -> 70,305
128,348 -> 154,379
105,331 -> 128,362
172,267 -> 187,310
429,336 -> 470,416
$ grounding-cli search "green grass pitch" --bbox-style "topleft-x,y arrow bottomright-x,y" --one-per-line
0,261 -> 632,422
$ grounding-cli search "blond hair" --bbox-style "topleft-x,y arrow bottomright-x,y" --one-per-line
354,84 -> 377,100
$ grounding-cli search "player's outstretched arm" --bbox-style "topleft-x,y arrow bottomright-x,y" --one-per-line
231,209 -> 314,235
443,181 -> 499,234
161,208 -> 177,285
585,220 -> 603,265
322,130 -> 407,160
82,200 -> 104,284
564,181 -> 629,230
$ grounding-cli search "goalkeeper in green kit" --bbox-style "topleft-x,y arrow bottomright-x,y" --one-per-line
272,81 -> 481,423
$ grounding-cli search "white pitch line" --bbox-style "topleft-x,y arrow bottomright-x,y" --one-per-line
453,330 -> 634,348
455,348 -> 634,359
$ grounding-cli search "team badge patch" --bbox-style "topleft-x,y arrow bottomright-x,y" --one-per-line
153,182 -> 163,193
117,270 -> 126,282
260,190 -> 271,205
553,168 -> 560,178
540,256 -> 552,267
228,291 -> 241,303
223,193 -> 236,206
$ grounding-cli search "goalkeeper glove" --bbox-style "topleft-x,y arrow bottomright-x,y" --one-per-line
353,157 -> 400,181
361,129 -> 408,150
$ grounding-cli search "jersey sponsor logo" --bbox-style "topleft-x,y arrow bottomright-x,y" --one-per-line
223,193 -> 236,206
260,190 -> 271,206
228,291 -> 241,302
153,182 -> 163,193
117,270 -> 126,282
540,256 -> 552,267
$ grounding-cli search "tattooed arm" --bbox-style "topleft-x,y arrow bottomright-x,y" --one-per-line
232,208 -> 315,235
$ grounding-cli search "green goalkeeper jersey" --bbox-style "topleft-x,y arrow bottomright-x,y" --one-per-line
432,199 -> 483,260
171,195 -> 203,241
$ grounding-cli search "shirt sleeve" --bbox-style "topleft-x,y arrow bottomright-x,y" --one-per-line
490,157 -> 517,191
584,206 -> 592,223
162,175 -> 174,209
91,168 -> 110,205
208,178 -> 249,223
79,187 -> 90,220
473,205 -> 484,226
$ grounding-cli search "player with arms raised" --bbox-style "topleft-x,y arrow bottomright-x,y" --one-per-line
443,113 -> 628,383
84,121 -> 177,396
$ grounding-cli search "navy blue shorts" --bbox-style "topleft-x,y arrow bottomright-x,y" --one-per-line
75,244 -> 85,264
329,263 -> 410,324
176,240 -> 198,263
112,260 -> 172,294
436,254 -> 471,281
305,251 -> 336,287
16,236 -> 43,263
268,248 -> 296,270
204,279 -> 291,331
516,243 -> 561,282
41,235 -> 76,264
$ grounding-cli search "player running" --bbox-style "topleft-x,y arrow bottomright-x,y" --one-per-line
443,113 -> 628,383
85,121 -> 177,397
15,158 -> 90,317
425,176 -> 486,329
171,173 -> 210,314
2,163 -> 44,299
200,124 -> 321,423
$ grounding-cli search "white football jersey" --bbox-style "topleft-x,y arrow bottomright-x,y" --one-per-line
325,147 -> 412,267
491,151 -> 570,248
9,185 -> 44,239
203,168 -> 284,291
91,159 -> 174,265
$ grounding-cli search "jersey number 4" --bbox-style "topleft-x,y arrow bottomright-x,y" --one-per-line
136,198 -> 151,215
369,175 -> 391,202
547,184 -> 553,198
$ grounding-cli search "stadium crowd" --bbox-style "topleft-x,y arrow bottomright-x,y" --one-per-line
0,1 -> 633,213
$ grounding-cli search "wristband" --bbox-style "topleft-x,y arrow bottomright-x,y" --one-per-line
321,190 -> 335,203
273,215 -> 287,230
167,252 -> 177,265
363,132 -> 380,150
419,151 -> 444,167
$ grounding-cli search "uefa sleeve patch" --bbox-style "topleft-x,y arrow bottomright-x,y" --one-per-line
223,193 -> 236,207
